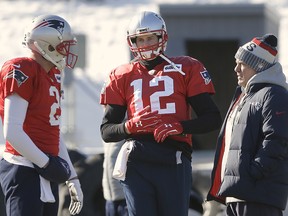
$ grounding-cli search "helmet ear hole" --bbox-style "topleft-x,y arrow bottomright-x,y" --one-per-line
48,45 -> 55,52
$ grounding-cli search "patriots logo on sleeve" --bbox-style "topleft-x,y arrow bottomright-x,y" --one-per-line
4,69 -> 28,87
54,74 -> 61,83
200,70 -> 212,85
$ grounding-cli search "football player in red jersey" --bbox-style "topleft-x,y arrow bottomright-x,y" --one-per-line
100,11 -> 222,216
0,15 -> 83,216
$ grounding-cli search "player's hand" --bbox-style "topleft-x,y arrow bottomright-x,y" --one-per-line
154,122 -> 183,143
34,155 -> 71,183
125,106 -> 161,134
66,178 -> 83,215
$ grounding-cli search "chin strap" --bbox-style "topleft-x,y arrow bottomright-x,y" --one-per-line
33,41 -> 65,70
159,53 -> 185,75
131,51 -> 186,76
130,56 -> 140,63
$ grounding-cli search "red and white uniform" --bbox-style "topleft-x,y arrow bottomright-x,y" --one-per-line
100,56 -> 215,145
0,57 -> 62,156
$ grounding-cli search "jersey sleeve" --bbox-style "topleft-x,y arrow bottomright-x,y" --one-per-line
1,58 -> 35,101
185,57 -> 215,97
100,65 -> 128,106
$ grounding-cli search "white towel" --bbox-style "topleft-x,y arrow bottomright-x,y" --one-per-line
39,176 -> 55,202
112,141 -> 133,181
3,152 -> 55,203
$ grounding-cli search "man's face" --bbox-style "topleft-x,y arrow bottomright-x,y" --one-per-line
234,59 -> 257,88
135,34 -> 158,48
134,33 -> 159,60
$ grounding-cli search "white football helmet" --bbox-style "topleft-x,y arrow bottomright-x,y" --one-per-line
127,11 -> 168,61
22,14 -> 78,70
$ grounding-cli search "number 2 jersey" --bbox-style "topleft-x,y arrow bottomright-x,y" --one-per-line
100,56 -> 215,146
0,57 -> 62,156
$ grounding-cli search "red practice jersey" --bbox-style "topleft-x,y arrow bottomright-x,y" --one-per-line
100,56 -> 215,145
0,57 -> 62,156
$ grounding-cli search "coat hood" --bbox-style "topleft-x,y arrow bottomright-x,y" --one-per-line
245,62 -> 288,92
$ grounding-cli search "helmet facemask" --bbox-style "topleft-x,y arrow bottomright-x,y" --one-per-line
128,30 -> 168,61
127,11 -> 168,62
56,40 -> 78,69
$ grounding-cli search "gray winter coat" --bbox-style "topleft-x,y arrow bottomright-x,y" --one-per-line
102,141 -> 126,201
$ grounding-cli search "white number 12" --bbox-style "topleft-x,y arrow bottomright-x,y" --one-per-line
130,76 -> 175,114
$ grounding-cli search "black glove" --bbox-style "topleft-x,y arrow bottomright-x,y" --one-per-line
34,155 -> 71,183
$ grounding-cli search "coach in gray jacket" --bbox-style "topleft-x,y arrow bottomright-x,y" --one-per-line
207,34 -> 288,216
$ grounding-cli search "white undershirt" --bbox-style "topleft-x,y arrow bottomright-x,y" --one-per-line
3,94 -> 49,167
3,93 -> 77,178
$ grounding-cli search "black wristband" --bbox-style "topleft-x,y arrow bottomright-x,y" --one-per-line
68,176 -> 79,181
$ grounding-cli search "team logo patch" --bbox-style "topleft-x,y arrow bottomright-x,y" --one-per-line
35,20 -> 64,35
200,70 -> 211,85
54,74 -> 61,83
250,101 -> 262,110
4,69 -> 28,87
163,64 -> 182,72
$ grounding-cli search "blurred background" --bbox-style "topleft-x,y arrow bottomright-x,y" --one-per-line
0,0 -> 288,153
0,0 -> 287,215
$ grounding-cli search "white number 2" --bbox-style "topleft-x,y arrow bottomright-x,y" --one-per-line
130,76 -> 175,114
49,86 -> 60,126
